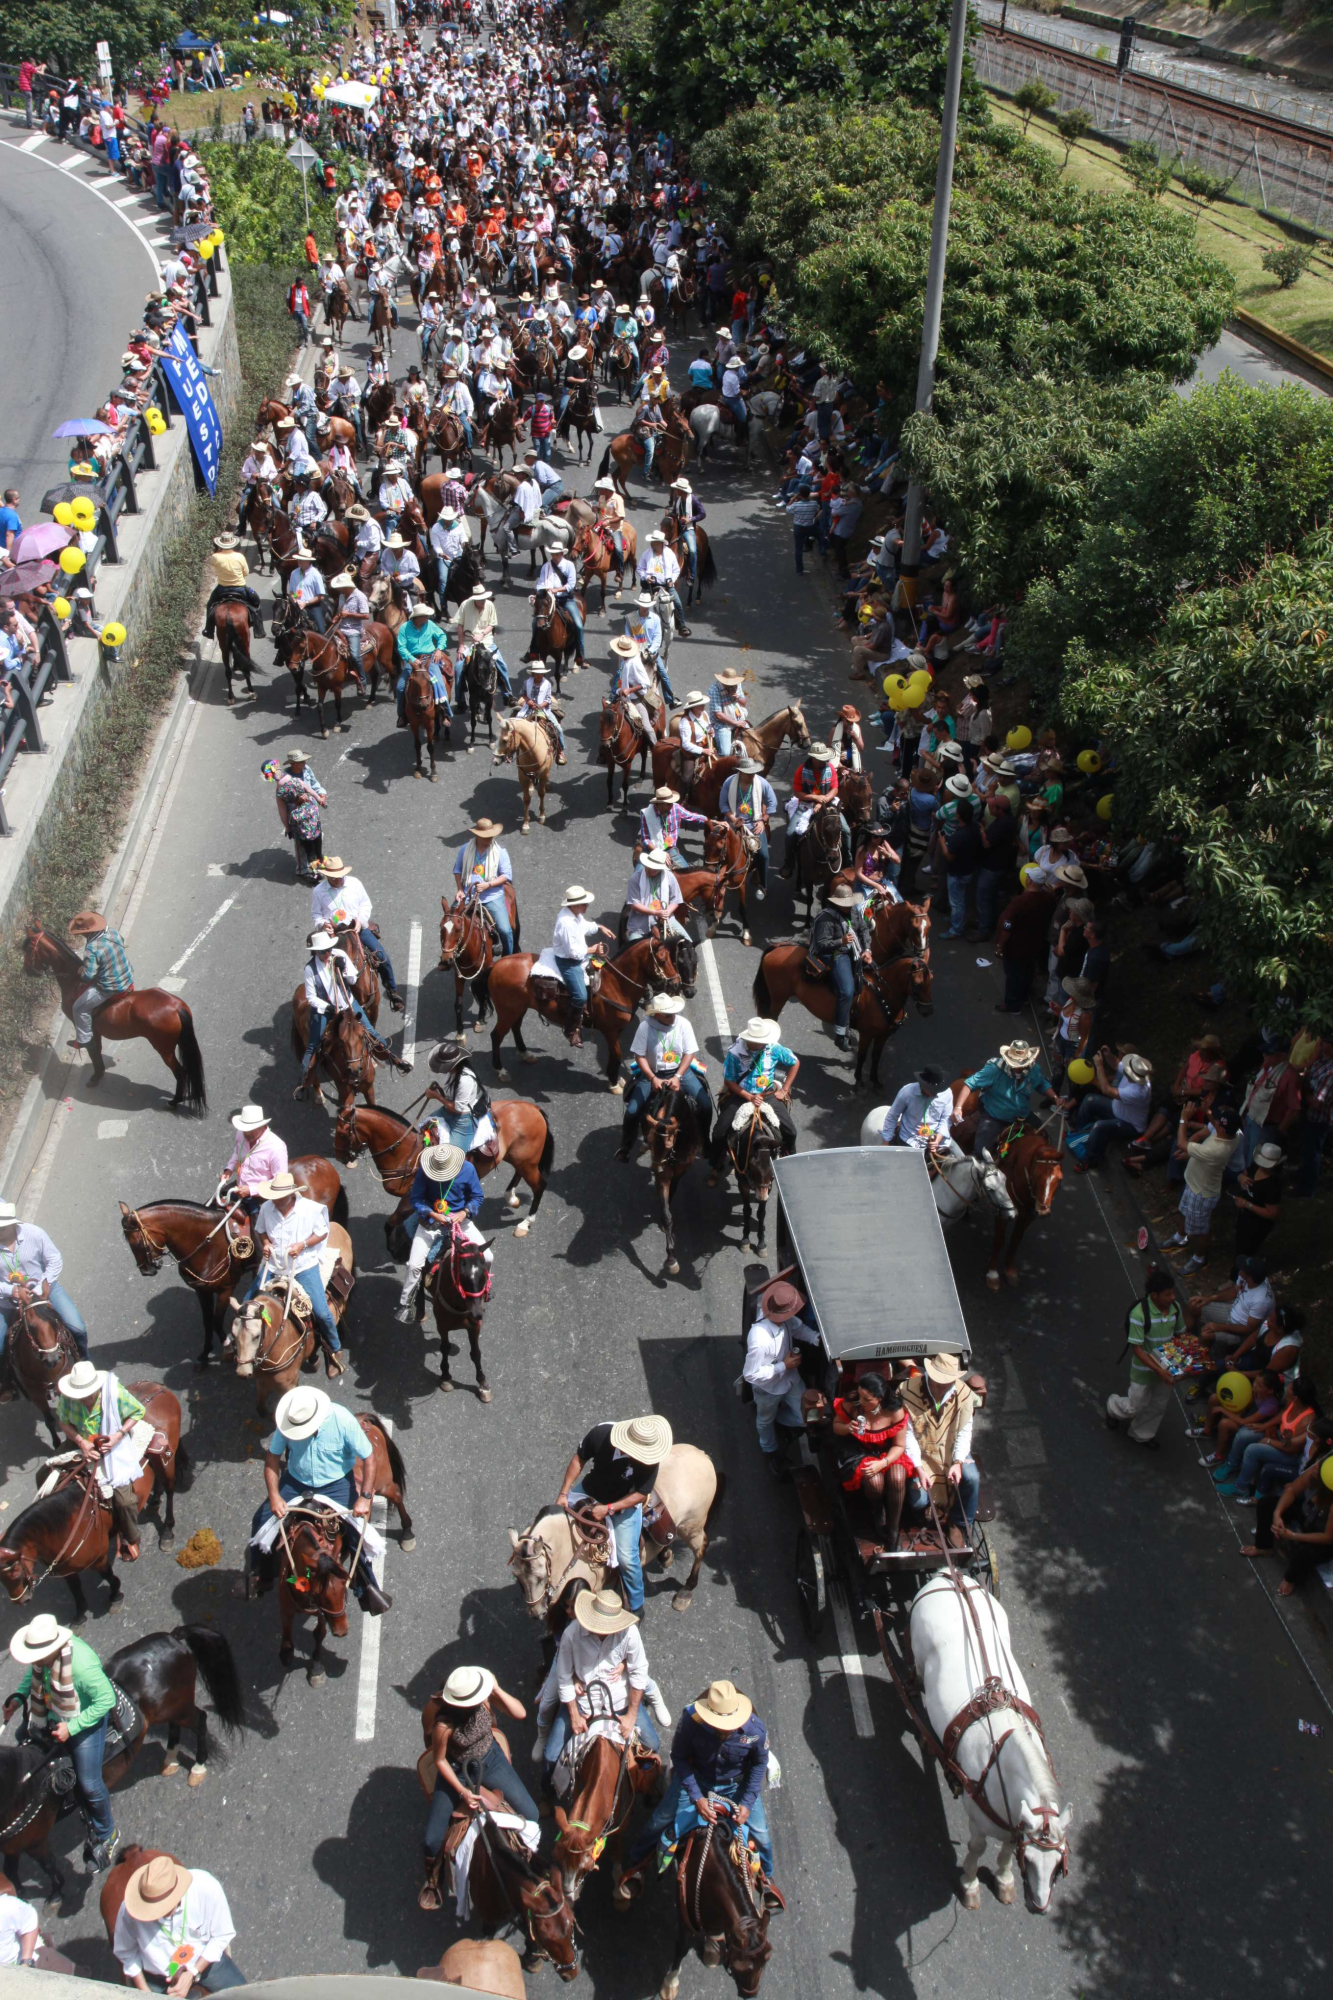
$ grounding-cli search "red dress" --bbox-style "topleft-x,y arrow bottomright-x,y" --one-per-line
831,1397 -> 914,1491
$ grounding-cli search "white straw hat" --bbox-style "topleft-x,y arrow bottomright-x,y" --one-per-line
231,1104 -> 269,1133
274,1386 -> 331,1441
608,1414 -> 673,1462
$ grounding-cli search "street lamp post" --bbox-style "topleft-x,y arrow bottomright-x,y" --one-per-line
898,0 -> 971,611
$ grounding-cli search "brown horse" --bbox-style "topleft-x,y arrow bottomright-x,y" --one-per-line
480,397 -> 523,466
649,704 -> 810,811
278,619 -> 376,736
531,586 -> 586,678
572,521 -> 638,609
406,654 -> 448,779
420,1772 -> 578,1981
948,1090 -> 1065,1290
660,515 -> 716,607
369,288 -> 395,354
0,1384 -> 184,1616
868,896 -> 931,962
22,922 -> 206,1110
485,934 -> 692,1087
553,1731 -> 658,1906
643,1085 -> 702,1277
276,1420 -> 412,1684
648,1819 -> 775,2000
6,1304 -> 81,1449
792,798 -> 847,921
494,714 -> 555,834
675,820 -> 753,943
753,948 -> 935,1087
119,1161 -> 346,1366
438,888 -> 522,1030
230,1218 -> 355,1399
292,1002 -> 411,1116
422,1219 -> 496,1398
324,279 -> 351,342
600,694 -> 654,811
334,1096 -> 554,1246
294,924 -> 381,1038
214,600 -> 257,703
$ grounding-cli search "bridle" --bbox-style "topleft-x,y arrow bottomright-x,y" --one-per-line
440,902 -> 491,983
684,1815 -> 769,1980
124,1202 -> 240,1288
0,1460 -> 101,1603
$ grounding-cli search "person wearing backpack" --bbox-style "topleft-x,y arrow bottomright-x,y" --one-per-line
1106,1267 -> 1182,1449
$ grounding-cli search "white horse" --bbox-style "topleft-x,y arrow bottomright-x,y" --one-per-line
515,512 -> 575,571
909,1574 -> 1070,1913
687,403 -> 765,465
858,1124 -> 1015,1229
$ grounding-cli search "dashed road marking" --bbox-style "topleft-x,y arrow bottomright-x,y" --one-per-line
168,897 -> 235,977
829,1582 -> 876,1739
354,1416 -> 392,1742
158,976 -> 187,994
114,193 -> 143,207
19,135 -> 48,153
698,937 -> 730,1042
401,919 -> 423,1065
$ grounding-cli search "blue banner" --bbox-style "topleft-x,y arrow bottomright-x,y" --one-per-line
160,324 -> 223,494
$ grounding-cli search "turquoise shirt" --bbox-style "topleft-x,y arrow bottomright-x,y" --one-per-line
965,1059 -> 1052,1121
268,1404 -> 373,1487
396,618 -> 448,669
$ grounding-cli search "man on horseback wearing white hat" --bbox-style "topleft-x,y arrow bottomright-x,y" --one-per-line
396,1142 -> 490,1325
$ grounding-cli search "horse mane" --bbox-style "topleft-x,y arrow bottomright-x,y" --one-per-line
30,926 -> 85,976
0,1743 -> 45,1816
4,1474 -> 90,1545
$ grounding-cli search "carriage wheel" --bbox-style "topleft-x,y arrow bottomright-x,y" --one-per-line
795,1527 -> 827,1639
972,1524 -> 999,1597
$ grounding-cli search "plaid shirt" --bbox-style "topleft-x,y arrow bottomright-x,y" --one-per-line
81,928 -> 134,993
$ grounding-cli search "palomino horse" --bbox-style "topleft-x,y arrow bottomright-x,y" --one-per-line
277,1420 -> 412,1685
6,1304 -> 81,1448
334,1096 -> 553,1246
423,1218 -> 496,1398
509,1443 -> 723,1623
0,1384 -> 184,1615
406,654 -> 448,780
438,888 -> 523,1030
572,521 -> 638,608
753,949 -> 935,1087
494,714 -> 555,834
948,1087 -> 1064,1289
22,922 -> 206,1109
292,1003 -> 412,1116
214,600 -> 257,703
643,1085 -> 702,1276
485,934 -> 694,1088
552,1730 -> 659,1906
645,1818 -> 775,1999
230,1218 -> 356,1400
119,1161 -> 346,1366
599,694 -> 653,811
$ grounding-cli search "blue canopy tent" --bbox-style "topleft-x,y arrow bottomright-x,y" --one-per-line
170,30 -> 215,51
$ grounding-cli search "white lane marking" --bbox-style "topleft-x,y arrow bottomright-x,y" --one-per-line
698,937 -> 730,1041
169,897 -> 235,977
150,238 -> 172,248
114,193 -> 143,207
354,1416 -> 392,1742
401,920 -> 423,1064
59,156 -> 87,172
829,1582 -> 876,1739
158,976 -> 187,994
207,863 -> 225,877
21,1098 -> 74,1220
96,1119 -> 129,1140
0,140 -> 160,276
133,214 -> 160,229
19,135 -> 48,153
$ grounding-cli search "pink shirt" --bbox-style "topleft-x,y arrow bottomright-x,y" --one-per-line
226,1130 -> 289,1192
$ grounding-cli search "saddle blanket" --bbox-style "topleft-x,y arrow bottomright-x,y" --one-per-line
249,1494 -> 387,1561
37,1422 -> 155,1499
533,947 -> 567,982
733,1101 -> 780,1138
785,797 -> 816,836
451,1812 -> 540,1921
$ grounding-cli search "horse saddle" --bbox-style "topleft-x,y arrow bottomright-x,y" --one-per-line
732,1100 -> 780,1141
641,1493 -> 678,1547
535,714 -> 562,756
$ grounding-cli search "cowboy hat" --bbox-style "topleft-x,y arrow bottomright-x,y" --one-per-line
345,503 -> 370,522
528,661 -> 552,677
328,571 -> 357,592
274,1385 -> 332,1441
610,636 -> 642,659
437,506 -> 460,522
231,1104 -> 269,1133
67,912 -> 107,938
314,856 -> 349,876
568,343 -> 588,360
825,884 -> 857,909
563,885 -> 594,907
647,528 -> 666,542
1048,826 -> 1073,845
924,1352 -> 962,1384
470,584 -> 493,601
692,1680 -> 753,1732
1061,976 -> 1098,1006
0,1201 -> 17,1225
293,544 -> 314,562
440,1664 -> 496,1708
944,774 -> 972,799
1254,1142 -> 1286,1167
609,1413 -> 673,1463
385,532 -> 408,550
468,818 -> 503,838
636,591 -> 655,610
982,756 -> 1017,778
408,603 -> 433,620
249,439 -> 270,453
936,741 -> 965,765
9,1613 -> 74,1664
276,416 -> 296,430
760,1278 -> 806,1324
998,1040 -> 1039,1069
741,1017 -> 780,1046
640,847 -> 671,870
124,1855 -> 194,1924
422,1142 -> 466,1180
57,1359 -> 105,1400
594,476 -> 615,491
260,1172 -> 299,1200
670,477 -> 692,493
716,671 -> 743,688
308,930 -> 338,951
683,691 -> 707,708
807,742 -> 833,761
574,1586 -> 638,1635
963,673 -> 987,689
212,531 -> 241,551
646,992 -> 686,1016
917,1064 -> 947,1090
1120,1053 -> 1152,1081
733,756 -> 764,775
1056,864 -> 1088,889
652,785 -> 680,805
283,750 -> 311,766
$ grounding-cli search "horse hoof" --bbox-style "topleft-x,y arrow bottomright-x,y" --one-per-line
742,932 -> 752,947
985,1271 -> 1001,1292
439,1376 -> 454,1393
672,1591 -> 693,1613
400,1534 -> 417,1552
187,1764 -> 208,1788
520,825 -> 530,835
160,1758 -> 180,1777
478,1385 -> 493,1404
429,771 -> 437,783
609,1078 -> 624,1095
158,1533 -> 175,1552
997,1876 -> 1017,1905
1004,1269 -> 1019,1288
413,770 -> 422,780
961,1883 -> 981,1912
701,1942 -> 722,1969
660,1980 -> 681,2000
666,1259 -> 680,1276
307,1668 -> 327,1688
522,1052 -> 538,1065
467,745 -> 474,754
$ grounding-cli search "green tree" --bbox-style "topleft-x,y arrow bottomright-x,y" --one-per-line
1055,107 -> 1091,170
1262,242 -> 1316,289
198,137 -> 342,263
1063,526 -> 1333,1025
1121,139 -> 1173,200
0,0 -> 182,77
1176,158 -> 1231,230
1014,79 -> 1056,133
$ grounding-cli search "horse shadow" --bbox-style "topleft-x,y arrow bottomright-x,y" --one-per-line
312,1761 -> 449,1973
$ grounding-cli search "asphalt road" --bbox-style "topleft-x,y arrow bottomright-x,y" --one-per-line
0,130 -> 165,511
0,268 -> 1329,1999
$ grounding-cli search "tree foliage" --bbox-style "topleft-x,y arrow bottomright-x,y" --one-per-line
1263,242 -> 1316,289
1121,139 -> 1173,200
1063,525 -> 1333,1026
198,137 -> 340,263
1014,79 -> 1055,132
1,0 -> 182,77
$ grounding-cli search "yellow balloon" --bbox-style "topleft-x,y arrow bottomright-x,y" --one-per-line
1321,1455 -> 1333,1493
213,229 -> 224,244
906,669 -> 931,693
1077,749 -> 1101,775
1066,1059 -> 1094,1086
1217,1372 -> 1252,1413
1007,725 -> 1032,751
59,546 -> 85,576
52,502 -> 75,527
313,83 -> 325,97
887,690 -> 909,712
903,683 -> 928,709
53,597 -> 71,620
882,673 -> 907,698
100,621 -> 127,648
70,505 -> 96,533
1096,793 -> 1115,822
341,70 -> 349,80
1019,863 -> 1037,887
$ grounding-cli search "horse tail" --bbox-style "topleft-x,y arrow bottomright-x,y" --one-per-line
368,1415 -> 408,1494
174,1010 -> 207,1113
330,1182 -> 350,1226
595,443 -> 611,479
751,959 -> 772,1015
175,1625 -> 244,1733
538,1117 -> 555,1178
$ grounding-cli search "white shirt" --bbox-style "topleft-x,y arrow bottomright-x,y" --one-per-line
629,1014 -> 699,1073
553,909 -> 600,960
0,1892 -> 38,1966
113,1868 -> 236,1980
310,875 -> 373,930
743,1313 -> 819,1394
355,518 -> 385,558
882,1083 -> 954,1149
638,548 -> 680,588
555,1621 -> 649,1706
303,948 -> 358,1012
255,1195 -> 329,1279
514,479 -> 541,525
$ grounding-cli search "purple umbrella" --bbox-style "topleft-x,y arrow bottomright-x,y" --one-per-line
51,420 -> 114,439
0,560 -> 57,596
9,524 -> 72,563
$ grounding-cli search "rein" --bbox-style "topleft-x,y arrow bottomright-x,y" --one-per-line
9,1462 -> 101,1601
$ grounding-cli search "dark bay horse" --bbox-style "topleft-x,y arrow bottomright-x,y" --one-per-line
674,821 -> 753,943
406,655 -> 447,780
753,949 -> 935,1087
485,934 -> 695,1087
460,640 -> 498,748
438,889 -> 522,1030
214,600 -> 256,703
424,1221 -> 495,1398
334,1095 -> 553,1245
717,1101 -> 783,1254
644,1086 -> 701,1277
0,1384 -> 185,1615
6,1305 -> 81,1448
292,1004 -> 412,1117
948,1089 -> 1065,1290
600,694 -> 653,811
277,1421 -> 411,1684
22,923 -> 206,1110
655,1819 -> 775,1998
119,1158 -> 348,1365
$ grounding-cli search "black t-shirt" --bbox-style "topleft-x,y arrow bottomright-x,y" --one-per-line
978,814 -> 1017,872
1234,1169 -> 1283,1256
577,1422 -> 652,1503
944,821 -> 984,875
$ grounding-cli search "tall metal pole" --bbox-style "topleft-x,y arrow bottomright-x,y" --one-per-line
899,0 -> 971,608
301,159 -> 310,228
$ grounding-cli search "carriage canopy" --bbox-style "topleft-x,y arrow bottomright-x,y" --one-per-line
772,1148 -> 970,1363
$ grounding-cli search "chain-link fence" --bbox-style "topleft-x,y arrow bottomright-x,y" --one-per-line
978,28 -> 1333,232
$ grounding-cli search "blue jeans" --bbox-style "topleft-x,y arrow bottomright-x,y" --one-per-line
301,1001 -> 375,1081
540,477 -> 565,509
154,163 -> 171,209
946,871 -> 974,935
480,895 -> 513,954
1233,1440 -> 1301,1497
754,1375 -> 805,1452
1074,1093 -> 1135,1166
0,1282 -> 89,1360
68,1715 -> 114,1844
240,1266 -> 341,1352
358,924 -> 397,991
793,526 -> 814,574
625,1067 -> 712,1143
829,954 -> 856,1032
975,870 -> 1005,937
626,1776 -> 772,1876
904,1461 -> 980,1533
570,1487 -> 644,1610
425,1740 -> 539,1847
293,308 -> 309,346
555,955 -> 587,1005
543,1703 -> 659,1778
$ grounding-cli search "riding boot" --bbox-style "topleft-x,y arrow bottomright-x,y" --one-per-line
386,986 -> 407,1014
565,1004 -> 585,1048
418,1846 -> 445,1913
615,1112 -> 638,1162
354,1573 -> 393,1617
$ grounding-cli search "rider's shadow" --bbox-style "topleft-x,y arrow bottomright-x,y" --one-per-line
313,1761 -> 445,1973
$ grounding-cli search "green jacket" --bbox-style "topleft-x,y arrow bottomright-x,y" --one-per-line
17,1633 -> 116,1737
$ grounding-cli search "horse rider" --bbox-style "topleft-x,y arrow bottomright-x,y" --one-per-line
429,505 -> 468,611
291,467 -> 328,541
718,755 -> 777,903
244,1386 -> 391,1614
334,362 -> 365,450
348,502 -> 383,575
436,365 -> 475,449
532,549 -> 587,669
638,526 -> 690,638
277,416 -> 314,480
65,910 -> 134,1062
612,300 -> 640,373
328,569 -> 371,670
377,458 -> 415,537
236,437 -> 279,532
636,784 -> 706,865
515,660 -> 568,764
422,1038 -> 498,1161
553,1413 -> 673,1616
677,692 -> 713,794
552,884 -> 615,1049
378,530 -> 423,606
536,1586 -> 664,1796
285,368 -> 319,451
0,1200 -> 89,1379
900,1353 -> 982,1550
808,885 -> 874,1052
625,846 -> 689,944
632,368 -> 668,483
522,445 -> 564,513
707,1016 -> 799,1184
557,340 -> 591,424
781,739 -> 842,879
310,856 -> 406,1012
452,583 -> 513,702
593,475 -> 625,567
289,544 -> 330,634
5,1613 -> 120,1870
616,1680 -> 781,1907
958,1037 -> 1059,1159
396,1140 -> 490,1323
625,592 -> 679,705
452,816 -> 516,955
295,927 -> 379,1099
218,1102 -> 288,1218
235,1170 -> 346,1374
396,602 -> 452,727
609,637 -> 659,743
321,432 -> 360,499
880,1065 -> 955,1154
202,532 -> 265,643
831,703 -> 865,772
419,1665 -> 537,1913
507,462 -> 544,546
618,991 -> 713,1160
708,670 -> 748,757
54,1358 -> 149,1560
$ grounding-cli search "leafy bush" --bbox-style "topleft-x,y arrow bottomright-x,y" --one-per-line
1014,79 -> 1056,132
1262,242 -> 1316,289
1121,139 -> 1173,200
198,137 -> 337,264
1,0 -> 183,76
1055,107 -> 1091,168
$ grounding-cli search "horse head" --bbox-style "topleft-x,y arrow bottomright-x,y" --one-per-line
507,1515 -> 560,1618
1017,1798 -> 1071,1913
666,934 -> 698,997
0,1541 -> 35,1603
787,699 -> 810,749
975,1149 -> 1018,1218
288,1519 -> 349,1616
332,1102 -> 360,1165
522,1873 -> 580,1981
20,921 -> 71,979
231,1298 -> 269,1377
120,1202 -> 165,1277
1029,1149 -> 1063,1217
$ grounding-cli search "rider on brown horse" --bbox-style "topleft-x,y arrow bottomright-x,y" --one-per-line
201,532 -> 265,642
296,931 -> 381,1099
707,1017 -> 799,1178
309,857 -> 406,1012
536,1585 -> 666,1796
808,886 -> 873,1053
242,1386 -> 391,1615
66,912 -> 133,1064
395,1142 -> 491,1325
0,1203 -> 89,1387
